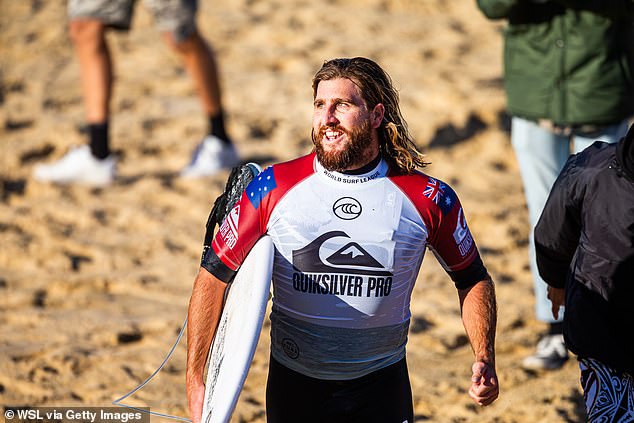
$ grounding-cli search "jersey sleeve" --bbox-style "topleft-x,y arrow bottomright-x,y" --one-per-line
200,156 -> 315,283
389,172 -> 488,289
427,183 -> 488,289
201,166 -> 277,282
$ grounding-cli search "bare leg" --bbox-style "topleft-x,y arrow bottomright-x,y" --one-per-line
32,21 -> 116,185
69,19 -> 112,124
163,29 -> 222,117
169,29 -> 239,177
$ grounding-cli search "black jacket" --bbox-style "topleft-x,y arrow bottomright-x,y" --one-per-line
534,127 -> 634,377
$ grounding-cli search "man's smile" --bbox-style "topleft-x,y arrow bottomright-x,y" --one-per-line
322,128 -> 346,146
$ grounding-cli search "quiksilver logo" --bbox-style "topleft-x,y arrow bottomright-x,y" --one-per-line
333,197 -> 362,220
453,207 -> 473,257
292,231 -> 394,298
292,231 -> 391,276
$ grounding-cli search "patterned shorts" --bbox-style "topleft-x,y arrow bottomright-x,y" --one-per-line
580,358 -> 634,422
67,0 -> 197,41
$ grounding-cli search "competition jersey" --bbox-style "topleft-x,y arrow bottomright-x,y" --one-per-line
204,153 -> 487,380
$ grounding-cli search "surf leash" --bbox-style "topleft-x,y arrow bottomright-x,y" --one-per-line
112,163 -> 263,421
112,315 -> 192,422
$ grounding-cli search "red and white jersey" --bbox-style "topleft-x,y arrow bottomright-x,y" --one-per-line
207,153 -> 487,379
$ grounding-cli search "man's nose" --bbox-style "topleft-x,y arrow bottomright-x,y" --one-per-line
325,106 -> 339,125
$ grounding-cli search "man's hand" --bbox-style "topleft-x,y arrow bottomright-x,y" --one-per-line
469,361 -> 499,406
547,286 -> 565,320
187,381 -> 205,423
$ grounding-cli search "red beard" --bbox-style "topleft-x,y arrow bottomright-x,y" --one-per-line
312,120 -> 374,172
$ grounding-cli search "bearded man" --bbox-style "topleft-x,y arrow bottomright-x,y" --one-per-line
186,57 -> 499,423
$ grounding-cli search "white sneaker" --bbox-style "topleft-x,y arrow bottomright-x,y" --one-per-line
522,334 -> 569,370
33,145 -> 116,186
180,136 -> 240,178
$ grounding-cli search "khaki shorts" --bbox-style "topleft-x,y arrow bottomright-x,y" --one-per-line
68,0 -> 197,41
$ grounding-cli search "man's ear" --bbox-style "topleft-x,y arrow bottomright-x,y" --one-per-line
371,104 -> 385,129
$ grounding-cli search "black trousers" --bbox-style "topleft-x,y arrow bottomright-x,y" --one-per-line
266,356 -> 414,423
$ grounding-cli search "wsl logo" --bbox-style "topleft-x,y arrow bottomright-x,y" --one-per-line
282,338 -> 300,359
333,197 -> 362,220
292,231 -> 393,298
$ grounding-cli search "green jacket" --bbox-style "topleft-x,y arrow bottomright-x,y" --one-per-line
477,0 -> 634,126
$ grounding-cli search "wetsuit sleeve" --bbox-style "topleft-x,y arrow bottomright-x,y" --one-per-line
201,247 -> 236,283
534,155 -> 583,289
428,184 -> 489,290
202,166 -> 277,283
447,253 -> 488,289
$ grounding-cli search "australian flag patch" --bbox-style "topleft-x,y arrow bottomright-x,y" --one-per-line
247,166 -> 277,209
423,177 -> 457,215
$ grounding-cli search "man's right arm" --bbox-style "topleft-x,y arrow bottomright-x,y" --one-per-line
186,267 -> 229,423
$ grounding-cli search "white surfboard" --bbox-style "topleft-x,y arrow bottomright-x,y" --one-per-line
201,235 -> 274,423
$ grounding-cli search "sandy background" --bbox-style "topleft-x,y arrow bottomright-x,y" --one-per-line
1,0 -> 587,422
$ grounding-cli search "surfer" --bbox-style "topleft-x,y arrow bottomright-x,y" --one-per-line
187,57 -> 499,423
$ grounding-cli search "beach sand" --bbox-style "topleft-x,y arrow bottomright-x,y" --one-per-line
1,1 -> 585,421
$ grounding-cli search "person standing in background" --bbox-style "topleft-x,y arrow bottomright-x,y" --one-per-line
534,126 -> 634,421
476,0 -> 634,370
33,0 -> 239,186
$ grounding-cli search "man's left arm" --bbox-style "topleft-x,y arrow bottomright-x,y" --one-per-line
425,182 -> 498,405
458,276 -> 498,406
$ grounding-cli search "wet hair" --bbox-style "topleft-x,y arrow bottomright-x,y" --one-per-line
312,57 -> 428,173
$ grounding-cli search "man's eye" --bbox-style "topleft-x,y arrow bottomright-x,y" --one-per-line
336,102 -> 350,111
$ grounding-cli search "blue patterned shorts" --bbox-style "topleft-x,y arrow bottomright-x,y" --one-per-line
580,358 -> 634,422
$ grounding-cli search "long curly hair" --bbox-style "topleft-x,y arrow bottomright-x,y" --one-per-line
312,57 -> 428,173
